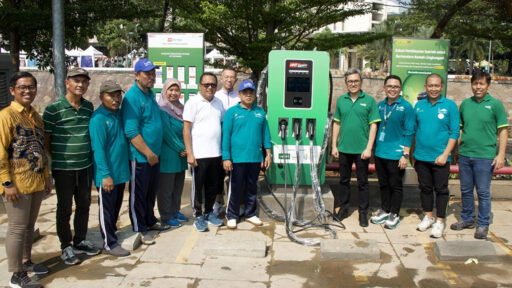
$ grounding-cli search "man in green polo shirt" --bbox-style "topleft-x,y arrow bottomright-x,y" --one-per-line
43,68 -> 100,265
331,68 -> 381,227
450,70 -> 509,239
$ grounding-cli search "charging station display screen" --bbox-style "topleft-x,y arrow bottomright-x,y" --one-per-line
284,60 -> 312,108
286,77 -> 311,93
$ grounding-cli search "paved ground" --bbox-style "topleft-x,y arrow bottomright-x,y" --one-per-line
1,182 -> 512,288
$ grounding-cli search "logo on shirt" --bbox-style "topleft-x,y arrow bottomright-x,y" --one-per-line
255,113 -> 264,118
485,105 -> 492,110
360,103 -> 367,107
416,107 -> 424,113
396,106 -> 405,111
438,108 -> 448,114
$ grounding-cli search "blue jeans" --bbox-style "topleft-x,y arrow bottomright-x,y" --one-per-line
459,155 -> 494,227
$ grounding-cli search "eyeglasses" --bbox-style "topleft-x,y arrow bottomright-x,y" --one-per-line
201,83 -> 217,88
346,80 -> 361,85
16,85 -> 37,91
385,85 -> 401,90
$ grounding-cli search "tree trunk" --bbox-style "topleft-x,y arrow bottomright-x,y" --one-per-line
160,0 -> 170,32
431,0 -> 473,38
9,30 -> 20,72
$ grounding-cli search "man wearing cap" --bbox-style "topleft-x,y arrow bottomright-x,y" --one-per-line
183,72 -> 225,232
90,80 -> 130,257
43,67 -> 100,265
222,80 -> 271,229
121,58 -> 167,245
213,67 -> 239,216
331,68 -> 381,227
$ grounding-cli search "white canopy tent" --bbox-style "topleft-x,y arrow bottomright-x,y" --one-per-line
205,49 -> 235,65
83,46 -> 104,57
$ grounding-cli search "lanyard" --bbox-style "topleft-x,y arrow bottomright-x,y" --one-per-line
383,103 -> 398,128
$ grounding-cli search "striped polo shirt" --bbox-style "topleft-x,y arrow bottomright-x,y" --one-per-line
42,96 -> 94,170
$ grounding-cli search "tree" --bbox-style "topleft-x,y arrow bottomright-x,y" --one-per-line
396,0 -> 512,75
0,0 -> 159,71
172,0 -> 381,79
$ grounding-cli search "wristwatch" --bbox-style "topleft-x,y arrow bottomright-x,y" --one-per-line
402,153 -> 410,160
2,180 -> 13,188
266,154 -> 272,158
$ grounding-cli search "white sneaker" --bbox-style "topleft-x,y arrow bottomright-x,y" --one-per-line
227,219 -> 237,229
245,216 -> 263,226
417,215 -> 435,232
213,202 -> 223,216
430,220 -> 445,238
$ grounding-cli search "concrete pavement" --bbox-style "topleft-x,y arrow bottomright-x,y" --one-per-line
1,180 -> 512,287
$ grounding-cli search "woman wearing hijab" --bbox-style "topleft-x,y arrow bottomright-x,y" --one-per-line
157,79 -> 189,227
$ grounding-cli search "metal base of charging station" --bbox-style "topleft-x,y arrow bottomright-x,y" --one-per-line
257,181 -> 333,222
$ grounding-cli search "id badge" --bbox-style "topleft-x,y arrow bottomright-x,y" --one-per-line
378,131 -> 385,142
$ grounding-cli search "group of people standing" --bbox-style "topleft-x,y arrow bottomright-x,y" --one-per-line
0,59 -> 270,288
0,59 -> 507,288
332,69 -> 508,241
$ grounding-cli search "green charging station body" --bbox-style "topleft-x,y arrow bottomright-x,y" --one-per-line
266,50 -> 329,186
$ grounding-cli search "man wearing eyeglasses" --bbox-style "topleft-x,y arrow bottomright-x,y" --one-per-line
43,67 -> 100,265
183,72 -> 225,232
331,68 -> 381,227
121,58 -> 167,246
213,67 -> 239,216
370,75 -> 414,230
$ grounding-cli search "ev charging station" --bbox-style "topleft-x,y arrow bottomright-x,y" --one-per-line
266,50 -> 329,186
259,50 -> 337,246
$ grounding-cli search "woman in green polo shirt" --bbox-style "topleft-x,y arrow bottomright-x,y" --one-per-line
156,79 -> 189,227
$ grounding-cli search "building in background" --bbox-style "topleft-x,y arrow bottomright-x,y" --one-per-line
320,0 -> 401,71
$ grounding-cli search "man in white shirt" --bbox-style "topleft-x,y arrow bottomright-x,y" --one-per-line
213,67 -> 239,215
183,72 -> 225,231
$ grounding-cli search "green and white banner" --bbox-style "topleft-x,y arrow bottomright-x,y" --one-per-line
391,38 -> 450,104
147,33 -> 204,102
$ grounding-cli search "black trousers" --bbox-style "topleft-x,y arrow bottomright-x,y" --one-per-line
191,156 -> 223,217
53,166 -> 93,250
414,160 -> 450,218
375,157 -> 405,215
335,153 -> 370,215
98,183 -> 125,250
226,163 -> 260,220
129,160 -> 159,232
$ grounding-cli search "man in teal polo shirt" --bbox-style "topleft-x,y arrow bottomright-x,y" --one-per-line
90,80 -> 131,257
413,73 -> 459,238
450,70 -> 509,239
222,80 -> 271,229
121,58 -> 167,245
331,68 -> 381,227
371,75 -> 414,229
43,67 -> 100,265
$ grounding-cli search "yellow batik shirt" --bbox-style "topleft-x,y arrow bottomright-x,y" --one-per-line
0,101 -> 49,194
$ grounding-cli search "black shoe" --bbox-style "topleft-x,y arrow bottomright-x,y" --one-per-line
474,226 -> 489,239
73,240 -> 101,256
22,260 -> 49,274
61,246 -> 81,265
334,209 -> 348,222
10,271 -> 42,288
450,220 -> 475,231
359,212 -> 369,227
149,222 -> 170,231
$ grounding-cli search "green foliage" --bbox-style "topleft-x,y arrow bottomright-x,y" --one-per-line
394,0 -> 512,75
0,0 -> 160,70
173,0 -> 377,78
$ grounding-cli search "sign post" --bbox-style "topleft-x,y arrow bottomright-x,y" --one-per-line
147,33 -> 204,102
391,38 -> 450,105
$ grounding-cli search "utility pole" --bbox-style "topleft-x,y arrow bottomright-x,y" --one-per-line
52,0 -> 65,99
